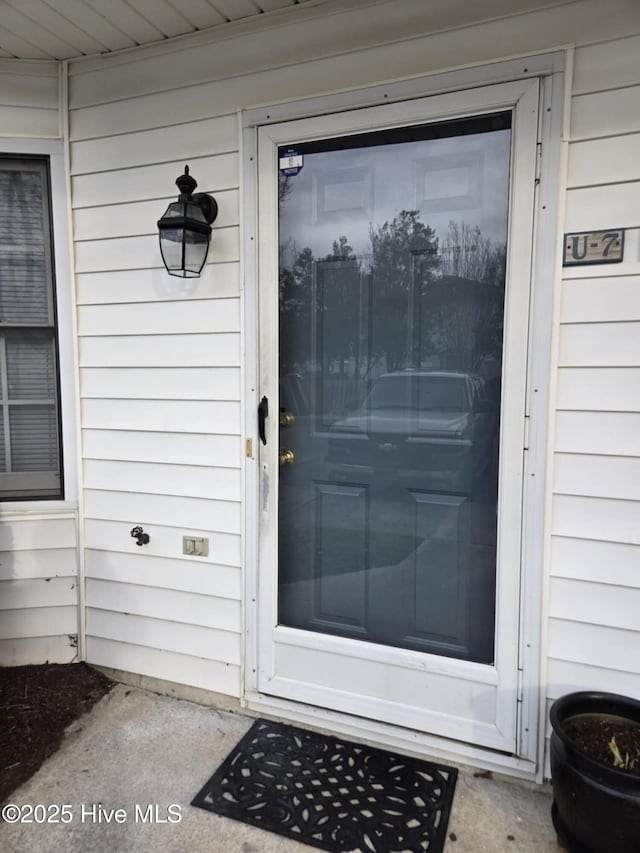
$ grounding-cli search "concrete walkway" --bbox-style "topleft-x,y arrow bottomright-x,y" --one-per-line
0,684 -> 558,853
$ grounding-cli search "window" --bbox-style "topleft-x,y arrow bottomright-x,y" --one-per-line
0,157 -> 62,499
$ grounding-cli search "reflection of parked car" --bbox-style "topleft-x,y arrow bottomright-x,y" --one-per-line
326,370 -> 499,494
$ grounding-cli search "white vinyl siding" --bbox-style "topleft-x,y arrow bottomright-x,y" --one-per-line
70,80 -> 242,692
546,26 -> 640,766
0,60 -> 59,138
0,65 -> 80,665
0,512 -> 78,665
60,0 -> 640,766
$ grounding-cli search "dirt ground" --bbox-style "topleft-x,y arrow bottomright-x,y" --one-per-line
0,662 -> 114,804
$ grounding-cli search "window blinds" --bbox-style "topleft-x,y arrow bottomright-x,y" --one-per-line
0,160 -> 61,499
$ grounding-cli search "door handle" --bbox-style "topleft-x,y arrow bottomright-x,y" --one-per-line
279,449 -> 295,467
258,396 -> 268,445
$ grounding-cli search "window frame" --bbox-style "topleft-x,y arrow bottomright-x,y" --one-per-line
0,139 -> 77,508
0,155 -> 62,499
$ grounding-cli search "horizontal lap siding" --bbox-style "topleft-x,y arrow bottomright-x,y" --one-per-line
86,550 -> 241,598
82,430 -> 241,466
71,82 -> 243,693
84,460 -> 242,503
0,514 -> 78,665
70,115 -> 238,175
73,191 -> 239,241
79,300 -> 240,337
86,519 -> 241,566
76,263 -> 239,304
81,399 -> 240,434
548,26 -> 640,749
65,0 -> 640,723
66,1 -> 639,132
0,63 -> 74,665
0,60 -> 59,138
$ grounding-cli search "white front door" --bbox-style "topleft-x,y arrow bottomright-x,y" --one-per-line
256,80 -> 539,753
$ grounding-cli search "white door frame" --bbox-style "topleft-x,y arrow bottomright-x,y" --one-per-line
241,52 -> 565,780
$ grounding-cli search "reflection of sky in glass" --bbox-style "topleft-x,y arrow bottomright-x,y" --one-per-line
277,123 -> 507,662
279,129 -> 511,260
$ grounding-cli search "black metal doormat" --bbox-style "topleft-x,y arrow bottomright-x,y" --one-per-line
191,718 -> 457,853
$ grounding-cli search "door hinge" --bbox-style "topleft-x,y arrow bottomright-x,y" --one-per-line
523,412 -> 531,451
515,666 -> 527,756
535,141 -> 542,184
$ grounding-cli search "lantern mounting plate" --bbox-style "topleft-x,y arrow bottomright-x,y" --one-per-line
192,191 -> 217,225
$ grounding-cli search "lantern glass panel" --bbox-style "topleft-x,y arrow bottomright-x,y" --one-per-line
183,230 -> 209,276
158,200 -> 211,277
159,226 -> 186,273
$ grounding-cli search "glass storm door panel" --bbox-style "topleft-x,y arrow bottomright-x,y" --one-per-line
257,81 -> 539,752
277,114 -> 509,665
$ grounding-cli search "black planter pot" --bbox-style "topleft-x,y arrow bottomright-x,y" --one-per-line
550,691 -> 640,853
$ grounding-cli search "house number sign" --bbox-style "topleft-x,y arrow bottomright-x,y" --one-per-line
563,229 -> 625,266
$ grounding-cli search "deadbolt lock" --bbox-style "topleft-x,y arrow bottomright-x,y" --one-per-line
279,448 -> 295,467
279,410 -> 295,428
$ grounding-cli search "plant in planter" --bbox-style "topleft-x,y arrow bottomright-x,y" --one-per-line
550,691 -> 640,853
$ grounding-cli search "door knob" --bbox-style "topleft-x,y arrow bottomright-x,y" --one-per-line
279,410 -> 295,428
279,448 -> 295,467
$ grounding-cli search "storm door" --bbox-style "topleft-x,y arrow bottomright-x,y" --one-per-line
257,80 -> 539,751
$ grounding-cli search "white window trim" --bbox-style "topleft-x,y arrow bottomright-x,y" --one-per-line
0,137 -> 78,513
241,50 -> 566,780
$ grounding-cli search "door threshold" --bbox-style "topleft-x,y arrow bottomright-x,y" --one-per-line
243,689 -> 539,783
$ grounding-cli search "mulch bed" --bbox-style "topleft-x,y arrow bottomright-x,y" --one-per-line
0,662 -> 114,804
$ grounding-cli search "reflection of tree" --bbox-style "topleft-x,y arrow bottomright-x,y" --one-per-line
279,245 -> 313,372
440,221 -> 506,287
422,277 -> 504,371
278,212 -> 506,387
427,221 -> 506,371
369,210 -> 439,371
317,237 -> 359,375
328,236 -> 356,262
314,238 -> 364,417
278,173 -> 293,205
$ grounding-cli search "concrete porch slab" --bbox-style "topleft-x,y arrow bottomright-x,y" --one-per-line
0,683 -> 558,853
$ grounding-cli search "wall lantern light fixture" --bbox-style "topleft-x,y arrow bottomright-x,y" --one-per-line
157,165 -> 218,277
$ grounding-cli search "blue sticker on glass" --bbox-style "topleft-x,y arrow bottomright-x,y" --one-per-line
279,147 -> 304,176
